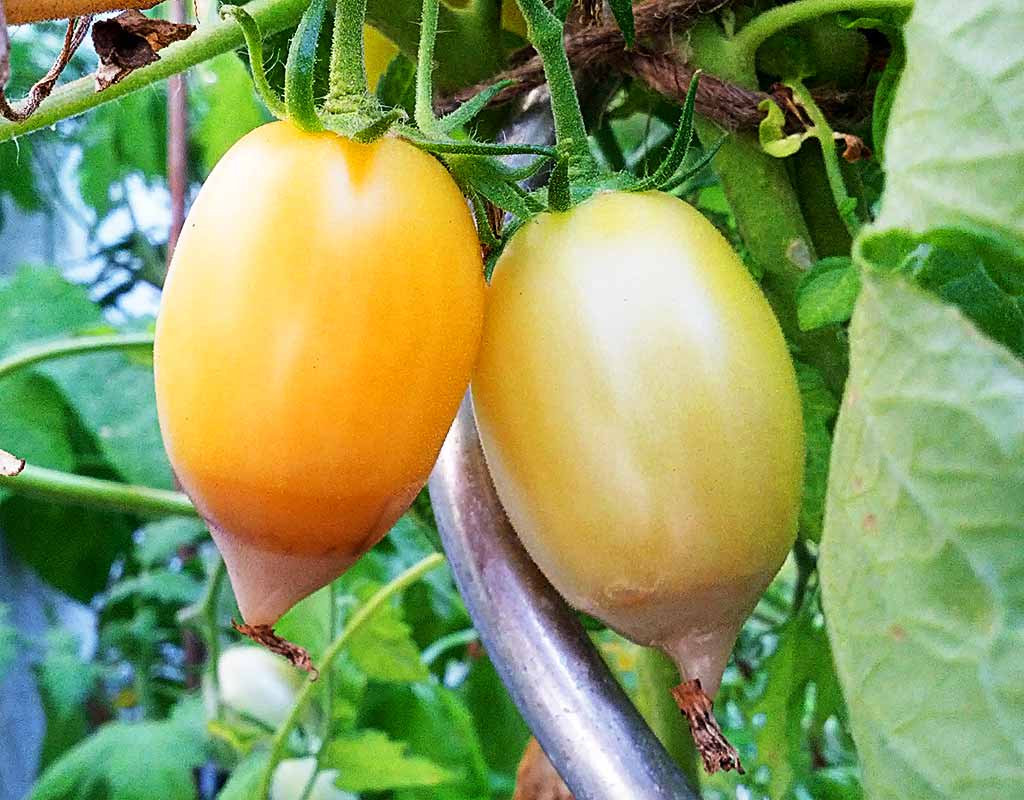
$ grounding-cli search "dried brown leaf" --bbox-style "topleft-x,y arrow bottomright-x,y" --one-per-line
834,131 -> 872,162
92,9 -> 194,90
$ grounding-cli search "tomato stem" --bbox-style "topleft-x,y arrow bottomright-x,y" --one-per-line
414,0 -> 441,133
256,553 -> 447,799
328,0 -> 370,100
513,0 -> 598,183
0,462 -> 197,517
284,0 -> 328,131
0,332 -> 154,380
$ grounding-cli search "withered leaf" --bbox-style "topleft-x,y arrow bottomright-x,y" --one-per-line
834,131 -> 872,163
92,9 -> 194,90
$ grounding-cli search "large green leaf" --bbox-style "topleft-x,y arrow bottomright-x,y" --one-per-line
321,729 -> 455,793
873,0 -> 1024,243
30,700 -> 206,800
819,273 -> 1024,799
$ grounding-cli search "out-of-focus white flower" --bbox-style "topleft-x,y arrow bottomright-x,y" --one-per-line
271,757 -> 357,800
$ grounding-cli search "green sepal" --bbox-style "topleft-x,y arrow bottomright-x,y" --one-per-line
468,192 -> 502,251
351,108 -> 408,143
284,0 -> 329,132
634,71 -> 700,190
437,80 -> 516,135
606,0 -> 636,48
547,155 -> 572,212
220,5 -> 287,120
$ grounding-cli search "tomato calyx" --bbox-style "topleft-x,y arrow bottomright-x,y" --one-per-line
672,680 -> 745,775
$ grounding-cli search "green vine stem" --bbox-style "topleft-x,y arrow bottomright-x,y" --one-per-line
513,0 -> 597,178
787,79 -> 861,237
0,332 -> 155,380
0,463 -> 197,517
420,627 -> 479,666
635,648 -> 701,789
730,0 -> 914,70
414,0 -> 442,133
220,5 -> 289,119
328,0 -> 370,101
257,553 -> 446,799
179,557 -> 228,717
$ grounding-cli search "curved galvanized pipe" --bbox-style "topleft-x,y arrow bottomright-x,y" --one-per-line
428,395 -> 701,800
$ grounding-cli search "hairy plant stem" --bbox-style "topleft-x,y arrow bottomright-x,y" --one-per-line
635,647 -> 701,788
0,463 -> 196,517
328,0 -> 369,101
514,0 -> 597,177
257,553 -> 446,799
414,0 -> 441,132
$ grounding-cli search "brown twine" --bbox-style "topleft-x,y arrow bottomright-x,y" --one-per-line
443,0 -> 872,133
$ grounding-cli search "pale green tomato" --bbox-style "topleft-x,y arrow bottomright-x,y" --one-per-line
472,190 -> 804,692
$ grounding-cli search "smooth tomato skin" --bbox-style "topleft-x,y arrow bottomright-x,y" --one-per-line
473,191 -> 803,645
155,121 -> 484,557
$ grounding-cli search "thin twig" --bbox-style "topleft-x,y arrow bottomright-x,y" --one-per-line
0,13 -> 92,121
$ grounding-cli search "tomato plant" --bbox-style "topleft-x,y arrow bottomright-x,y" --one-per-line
0,0 -> 1021,798
473,189 -> 803,698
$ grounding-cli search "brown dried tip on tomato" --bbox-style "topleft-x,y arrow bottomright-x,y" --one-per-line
513,738 -> 574,800
0,448 -> 26,477
672,679 -> 745,775
231,620 -> 320,680
92,10 -> 194,90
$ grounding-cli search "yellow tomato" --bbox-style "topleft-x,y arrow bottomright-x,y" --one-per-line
156,121 -> 484,564
472,190 -> 803,691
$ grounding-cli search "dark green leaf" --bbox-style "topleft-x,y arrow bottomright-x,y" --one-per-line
797,256 -> 861,331
795,362 -> 838,542
1,497 -> 134,602
856,226 -> 1024,357
30,700 -> 206,800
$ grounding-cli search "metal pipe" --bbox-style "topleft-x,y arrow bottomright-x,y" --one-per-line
428,396 -> 701,800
